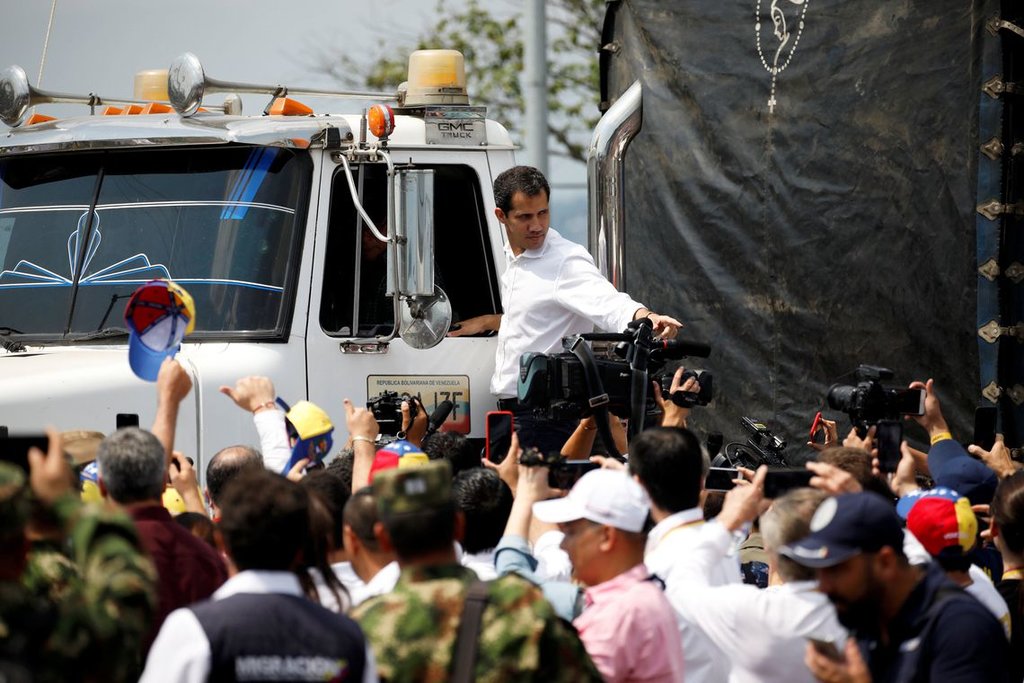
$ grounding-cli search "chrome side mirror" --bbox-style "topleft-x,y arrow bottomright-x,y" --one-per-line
392,169 -> 449,348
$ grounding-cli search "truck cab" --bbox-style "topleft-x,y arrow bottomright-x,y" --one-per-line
0,50 -> 514,481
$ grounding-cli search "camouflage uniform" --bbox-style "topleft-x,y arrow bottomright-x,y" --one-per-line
23,538 -> 79,604
0,463 -> 157,682
352,462 -> 602,683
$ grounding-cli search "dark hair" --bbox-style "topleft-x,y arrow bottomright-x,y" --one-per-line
326,449 -> 355,493
300,470 -> 349,550
174,511 -> 218,549
493,165 -> 550,214
298,490 -> 348,610
343,487 -> 381,552
935,552 -> 973,573
219,469 -> 308,571
96,428 -> 165,503
423,432 -> 480,477
817,447 -> 895,500
629,427 -> 704,512
992,471 -> 1024,555
452,468 -> 513,554
206,445 -> 263,507
384,504 -> 457,560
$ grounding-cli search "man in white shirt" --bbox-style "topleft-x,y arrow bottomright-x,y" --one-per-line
342,487 -> 399,607
142,468 -> 377,683
674,482 -> 848,683
630,426 -> 740,682
453,467 -> 513,580
449,166 -> 681,454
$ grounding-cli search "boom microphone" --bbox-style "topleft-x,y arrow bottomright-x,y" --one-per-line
424,400 -> 454,439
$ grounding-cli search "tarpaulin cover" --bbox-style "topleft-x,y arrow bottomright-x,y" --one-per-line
603,0 -> 999,459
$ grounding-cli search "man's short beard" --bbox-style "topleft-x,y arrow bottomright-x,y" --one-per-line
830,562 -> 884,634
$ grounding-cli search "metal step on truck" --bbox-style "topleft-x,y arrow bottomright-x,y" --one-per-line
0,48 -> 641,484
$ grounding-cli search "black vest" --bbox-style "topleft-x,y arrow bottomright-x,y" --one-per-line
190,593 -> 366,682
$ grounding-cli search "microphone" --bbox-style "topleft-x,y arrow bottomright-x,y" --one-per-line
424,400 -> 454,439
654,338 -> 712,359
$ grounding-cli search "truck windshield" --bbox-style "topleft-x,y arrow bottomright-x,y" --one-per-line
0,145 -> 310,339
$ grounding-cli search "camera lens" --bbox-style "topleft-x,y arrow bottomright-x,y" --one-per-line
826,384 -> 856,412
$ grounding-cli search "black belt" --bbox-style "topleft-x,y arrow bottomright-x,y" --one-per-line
497,398 -> 520,411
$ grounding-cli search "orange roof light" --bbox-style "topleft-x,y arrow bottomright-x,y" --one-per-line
368,104 -> 395,139
269,97 -> 313,116
24,113 -> 56,125
140,102 -> 173,115
102,106 -> 124,115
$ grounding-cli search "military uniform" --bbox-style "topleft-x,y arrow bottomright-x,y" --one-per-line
0,463 -> 157,682
352,462 -> 602,683
23,538 -> 79,604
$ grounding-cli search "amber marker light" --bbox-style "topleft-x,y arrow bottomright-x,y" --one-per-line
368,104 -> 395,139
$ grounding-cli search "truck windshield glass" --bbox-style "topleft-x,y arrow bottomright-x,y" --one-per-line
0,146 -> 310,339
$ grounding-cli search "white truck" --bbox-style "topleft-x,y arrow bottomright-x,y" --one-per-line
0,49 -> 639,480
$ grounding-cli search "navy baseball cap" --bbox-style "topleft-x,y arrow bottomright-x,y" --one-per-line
779,492 -> 904,568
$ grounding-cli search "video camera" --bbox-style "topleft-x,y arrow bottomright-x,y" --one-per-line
713,417 -> 790,470
367,391 -> 419,437
658,368 -> 714,408
826,365 -> 925,435
517,318 -> 711,451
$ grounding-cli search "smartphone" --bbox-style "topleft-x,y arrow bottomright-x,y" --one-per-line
809,411 -> 824,441
116,413 -> 140,429
485,410 -> 514,463
0,434 -> 49,472
705,467 -> 739,492
808,638 -> 842,662
548,460 -> 599,490
895,388 -> 926,416
875,419 -> 902,473
973,406 -> 998,452
763,468 -> 814,498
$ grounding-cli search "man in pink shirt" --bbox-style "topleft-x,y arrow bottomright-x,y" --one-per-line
534,468 -> 684,683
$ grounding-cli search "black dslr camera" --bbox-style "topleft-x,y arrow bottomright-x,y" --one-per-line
826,365 -> 924,435
367,391 -> 418,437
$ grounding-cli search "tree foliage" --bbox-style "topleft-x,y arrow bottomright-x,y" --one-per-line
312,0 -> 604,164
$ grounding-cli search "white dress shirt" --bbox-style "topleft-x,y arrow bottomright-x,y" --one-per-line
644,508 -> 741,683
533,529 -> 574,582
349,561 -> 400,608
461,548 -> 498,580
671,521 -> 848,683
253,408 -> 292,474
141,570 -> 378,683
491,228 -> 643,397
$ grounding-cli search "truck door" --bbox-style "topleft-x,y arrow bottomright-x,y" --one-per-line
305,153 -> 503,439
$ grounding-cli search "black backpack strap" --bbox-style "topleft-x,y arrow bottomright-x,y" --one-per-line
451,580 -> 491,683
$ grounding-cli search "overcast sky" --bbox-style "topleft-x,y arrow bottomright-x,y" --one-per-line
0,0 -> 589,241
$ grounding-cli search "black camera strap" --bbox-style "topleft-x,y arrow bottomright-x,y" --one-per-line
566,335 -> 621,458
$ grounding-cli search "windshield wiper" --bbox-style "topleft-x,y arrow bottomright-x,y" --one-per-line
70,328 -> 130,341
0,327 -> 24,335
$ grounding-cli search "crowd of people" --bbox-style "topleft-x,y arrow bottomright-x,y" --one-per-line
3,165 -> 1024,682
3,359 -> 1023,682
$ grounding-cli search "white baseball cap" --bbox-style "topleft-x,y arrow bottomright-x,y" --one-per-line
532,469 -> 650,533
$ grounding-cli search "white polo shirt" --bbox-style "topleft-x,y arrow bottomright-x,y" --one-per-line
491,228 -> 644,398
